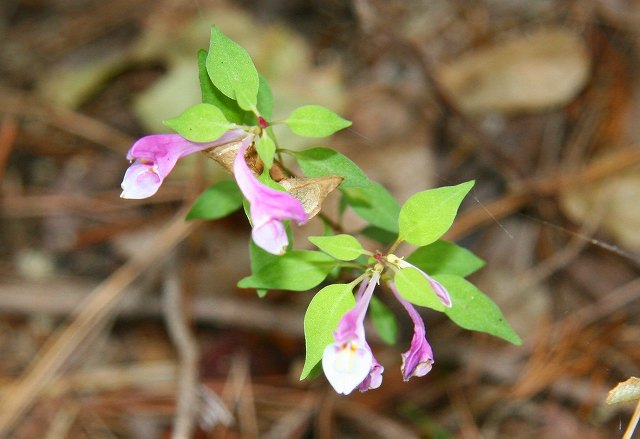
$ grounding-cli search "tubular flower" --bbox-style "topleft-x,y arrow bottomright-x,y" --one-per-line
233,140 -> 307,255
390,282 -> 434,381
387,255 -> 452,307
322,271 -> 381,395
120,130 -> 247,199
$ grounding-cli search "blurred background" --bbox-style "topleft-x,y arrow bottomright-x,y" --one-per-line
1,0 -> 640,437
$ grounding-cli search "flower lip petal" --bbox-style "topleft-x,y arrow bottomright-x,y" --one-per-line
322,342 -> 373,395
251,219 -> 288,255
120,160 -> 162,199
358,350 -> 384,392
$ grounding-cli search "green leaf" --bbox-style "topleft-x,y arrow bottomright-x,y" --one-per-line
407,240 -> 485,277
394,267 -> 446,312
369,296 -> 398,345
197,49 -> 247,124
256,134 -> 276,170
186,180 -> 243,220
238,250 -> 338,291
292,147 -> 369,188
285,105 -> 351,137
342,182 -> 400,233
248,241 -> 277,297
206,26 -> 259,111
398,181 -> 474,246
436,274 -> 521,345
308,234 -> 365,261
256,74 -> 274,120
163,104 -> 235,142
301,283 -> 355,380
359,225 -> 397,245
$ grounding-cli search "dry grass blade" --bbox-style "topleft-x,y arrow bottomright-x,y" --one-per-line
162,256 -> 200,439
0,208 -> 197,436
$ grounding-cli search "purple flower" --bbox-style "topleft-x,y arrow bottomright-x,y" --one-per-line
390,282 -> 434,381
120,130 -> 246,199
388,255 -> 452,307
233,141 -> 307,255
357,348 -> 384,392
322,271 -> 381,395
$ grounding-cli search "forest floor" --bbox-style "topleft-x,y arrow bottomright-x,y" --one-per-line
1,0 -> 640,438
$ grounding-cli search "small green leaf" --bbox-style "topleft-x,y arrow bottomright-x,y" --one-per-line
398,181 -> 474,246
163,104 -> 235,142
407,240 -> 485,277
394,267 -> 445,312
197,49 -> 247,124
256,134 -> 276,170
248,241 -> 277,297
256,289 -> 268,298
256,74 -> 274,120
186,180 -> 243,220
342,182 -> 400,233
369,296 -> 398,345
207,26 -> 259,111
437,274 -> 521,345
285,105 -> 351,137
359,226 -> 397,245
238,250 -> 338,291
308,234 -> 365,261
301,283 -> 355,380
292,147 -> 369,188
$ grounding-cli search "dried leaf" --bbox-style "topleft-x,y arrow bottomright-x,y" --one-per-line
561,171 -> 640,250
202,141 -> 243,174
607,377 -> 640,404
437,29 -> 590,113
280,176 -> 343,219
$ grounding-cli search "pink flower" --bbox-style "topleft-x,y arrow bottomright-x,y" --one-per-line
120,130 -> 246,199
233,141 -> 307,255
322,271 -> 381,395
390,282 -> 434,381
357,350 -> 384,392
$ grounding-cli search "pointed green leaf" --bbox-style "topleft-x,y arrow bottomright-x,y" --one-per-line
292,147 -> 369,188
436,274 -> 521,345
342,182 -> 400,233
197,49 -> 248,123
308,234 -> 365,261
248,240 -> 277,297
163,103 -> 235,142
206,26 -> 259,111
359,226 -> 397,245
301,283 -> 355,379
285,105 -> 351,137
407,240 -> 485,277
238,250 -> 338,291
394,267 -> 445,312
186,180 -> 243,220
369,296 -> 398,345
256,74 -> 273,120
256,134 -> 276,170
398,181 -> 474,246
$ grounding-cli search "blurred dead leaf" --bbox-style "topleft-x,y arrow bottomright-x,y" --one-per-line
561,170 -> 640,250
436,29 -> 590,114
607,377 -> 640,404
